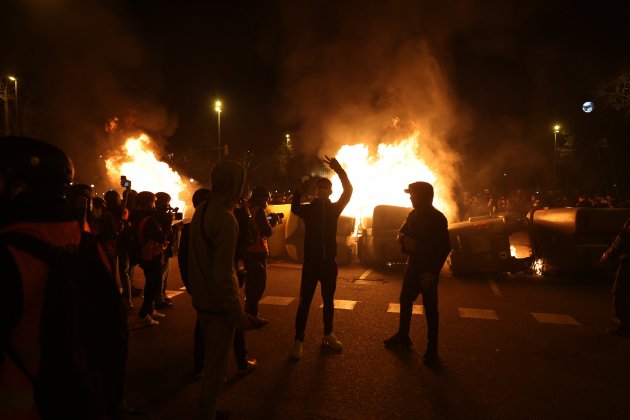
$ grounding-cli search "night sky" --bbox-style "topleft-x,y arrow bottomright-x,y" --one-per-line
2,0 -> 630,194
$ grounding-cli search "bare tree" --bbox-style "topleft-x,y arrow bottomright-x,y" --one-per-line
597,71 -> 630,117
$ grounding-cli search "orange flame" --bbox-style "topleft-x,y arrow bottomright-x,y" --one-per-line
329,133 -> 457,232
105,133 -> 188,214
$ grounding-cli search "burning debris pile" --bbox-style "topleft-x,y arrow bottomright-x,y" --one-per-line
329,132 -> 458,233
105,133 -> 190,215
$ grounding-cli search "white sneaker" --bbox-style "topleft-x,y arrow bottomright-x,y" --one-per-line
151,310 -> 166,319
322,333 -> 343,351
142,315 -> 159,327
289,339 -> 303,359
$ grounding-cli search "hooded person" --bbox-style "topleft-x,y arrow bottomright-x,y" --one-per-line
187,160 -> 251,419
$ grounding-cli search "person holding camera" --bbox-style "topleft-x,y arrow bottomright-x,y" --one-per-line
242,186 -> 282,325
154,192 -> 179,309
289,156 -> 353,359
130,191 -> 167,326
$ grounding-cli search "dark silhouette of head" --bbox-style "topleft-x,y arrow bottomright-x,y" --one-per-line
0,136 -> 74,203
405,181 -> 434,209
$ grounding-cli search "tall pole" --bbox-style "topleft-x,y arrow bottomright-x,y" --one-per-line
553,124 -> 560,190
214,100 -> 222,160
8,76 -> 17,135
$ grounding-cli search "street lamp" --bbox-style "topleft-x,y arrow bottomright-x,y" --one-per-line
214,100 -> 222,160
8,76 -> 17,135
285,133 -> 291,147
553,124 -> 561,190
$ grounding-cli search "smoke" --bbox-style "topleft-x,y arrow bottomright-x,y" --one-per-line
1,0 -> 177,185
266,0 -> 560,195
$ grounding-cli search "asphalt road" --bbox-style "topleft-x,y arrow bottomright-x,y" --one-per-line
123,260 -> 630,419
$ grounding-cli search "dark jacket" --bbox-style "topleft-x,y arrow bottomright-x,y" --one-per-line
399,206 -> 451,275
291,172 -> 352,261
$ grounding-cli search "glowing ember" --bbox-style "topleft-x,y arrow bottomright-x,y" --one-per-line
329,134 -> 456,233
105,133 -> 187,214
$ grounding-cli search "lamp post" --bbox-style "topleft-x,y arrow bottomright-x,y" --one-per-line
8,76 -> 17,135
553,124 -> 561,190
214,100 -> 222,160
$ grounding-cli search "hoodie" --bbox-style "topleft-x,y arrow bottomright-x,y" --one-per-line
188,160 -> 246,323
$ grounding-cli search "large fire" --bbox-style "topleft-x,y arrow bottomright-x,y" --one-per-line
329,133 -> 457,232
105,133 -> 188,214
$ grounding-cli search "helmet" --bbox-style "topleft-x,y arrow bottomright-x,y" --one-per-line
104,190 -> 121,206
249,186 -> 270,206
92,196 -> 106,209
155,191 -> 171,204
0,136 -> 74,197
135,191 -> 156,209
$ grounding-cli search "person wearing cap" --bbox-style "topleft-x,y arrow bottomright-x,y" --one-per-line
384,181 -> 451,364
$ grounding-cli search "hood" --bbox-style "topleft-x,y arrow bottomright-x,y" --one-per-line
210,160 -> 246,209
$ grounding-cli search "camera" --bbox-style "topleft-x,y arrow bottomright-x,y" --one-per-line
166,204 -> 184,221
266,213 -> 284,226
120,175 -> 131,189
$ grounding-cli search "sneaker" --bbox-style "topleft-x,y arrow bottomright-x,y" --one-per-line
155,300 -> 174,309
151,310 -> 166,319
322,333 -> 343,351
384,333 -> 413,348
289,339 -> 303,359
141,315 -> 159,327
236,358 -> 257,375
250,316 -> 269,329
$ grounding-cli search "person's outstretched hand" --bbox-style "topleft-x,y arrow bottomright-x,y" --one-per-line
323,155 -> 343,172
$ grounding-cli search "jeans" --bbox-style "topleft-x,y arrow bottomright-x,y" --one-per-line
399,266 -> 439,351
294,258 -> 338,341
243,252 -> 267,317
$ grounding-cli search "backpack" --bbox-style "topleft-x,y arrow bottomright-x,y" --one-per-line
234,205 -> 253,259
128,216 -> 164,266
0,231 -> 127,418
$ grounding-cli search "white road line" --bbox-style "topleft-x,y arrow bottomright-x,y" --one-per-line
387,303 -> 424,315
531,313 -> 581,325
458,308 -> 500,320
358,269 -> 372,280
488,279 -> 504,297
319,299 -> 357,310
260,296 -> 295,306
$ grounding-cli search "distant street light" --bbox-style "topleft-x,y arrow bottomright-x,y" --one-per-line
553,124 -> 561,190
8,76 -> 17,135
214,100 -> 222,160
285,133 -> 291,146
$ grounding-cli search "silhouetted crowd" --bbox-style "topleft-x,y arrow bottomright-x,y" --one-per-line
458,188 -> 630,221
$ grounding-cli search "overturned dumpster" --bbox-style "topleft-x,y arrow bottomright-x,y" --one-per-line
448,213 -> 532,275
530,207 -> 630,275
358,205 -> 410,267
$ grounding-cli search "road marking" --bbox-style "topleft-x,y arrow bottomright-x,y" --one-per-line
165,290 -> 184,299
319,299 -> 357,310
358,269 -> 372,280
269,262 -> 303,269
355,280 -> 382,285
179,286 -> 187,291
458,308 -> 500,320
387,303 -> 424,315
488,279 -> 504,297
260,296 -> 295,306
531,313 -> 581,325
